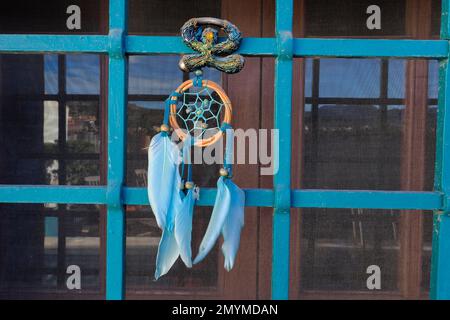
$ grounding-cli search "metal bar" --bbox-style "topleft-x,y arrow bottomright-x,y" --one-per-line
105,0 -> 127,301
293,39 -> 449,58
0,186 -> 442,210
292,190 -> 442,210
126,36 -> 277,56
126,35 -> 449,59
430,0 -> 450,300
0,185 -> 106,204
0,34 -> 447,58
272,0 -> 294,300
0,35 -> 109,53
124,187 -> 274,207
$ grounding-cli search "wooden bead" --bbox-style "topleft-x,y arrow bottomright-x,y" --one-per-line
185,181 -> 194,189
160,124 -> 170,132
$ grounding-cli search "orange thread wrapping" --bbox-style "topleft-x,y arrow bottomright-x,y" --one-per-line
169,79 -> 232,147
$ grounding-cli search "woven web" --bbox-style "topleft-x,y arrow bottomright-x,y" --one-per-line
174,87 -> 225,139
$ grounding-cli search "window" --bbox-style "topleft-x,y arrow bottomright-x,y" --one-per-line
0,0 -> 449,301
0,1 -> 107,298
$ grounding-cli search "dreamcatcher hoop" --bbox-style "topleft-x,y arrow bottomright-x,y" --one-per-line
168,79 -> 232,147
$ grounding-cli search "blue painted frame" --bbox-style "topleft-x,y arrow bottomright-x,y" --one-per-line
0,0 -> 449,300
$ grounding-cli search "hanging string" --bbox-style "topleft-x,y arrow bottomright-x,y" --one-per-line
163,92 -> 182,127
222,123 -> 234,177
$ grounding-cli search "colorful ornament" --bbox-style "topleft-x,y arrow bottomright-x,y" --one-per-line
147,17 -> 245,280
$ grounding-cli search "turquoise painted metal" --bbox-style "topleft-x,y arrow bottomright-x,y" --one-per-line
105,0 -> 127,300
0,35 -> 447,58
0,186 -> 440,210
0,0 -> 449,300
272,0 -> 294,300
430,0 -> 450,300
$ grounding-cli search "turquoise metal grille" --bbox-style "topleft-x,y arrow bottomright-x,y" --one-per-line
0,0 -> 449,300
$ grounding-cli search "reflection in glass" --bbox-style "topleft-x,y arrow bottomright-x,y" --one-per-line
44,55 -> 58,94
126,206 -> 218,290
0,0 -> 103,34
0,54 -> 102,186
66,55 -> 100,95
129,0 -> 220,35
318,59 -> 380,98
128,56 -> 182,95
66,160 -> 100,186
43,101 -> 59,148
428,60 -> 439,100
66,101 -> 100,153
301,58 -> 406,293
301,208 -> 400,291
0,204 -> 101,294
303,103 -> 403,190
388,60 -> 406,99
304,0 -> 406,37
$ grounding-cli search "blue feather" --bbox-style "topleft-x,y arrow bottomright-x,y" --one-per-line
174,188 -> 196,268
154,153 -> 183,279
193,176 -> 231,265
221,179 -> 245,271
154,228 -> 180,280
147,132 -> 180,229
151,133 -> 198,278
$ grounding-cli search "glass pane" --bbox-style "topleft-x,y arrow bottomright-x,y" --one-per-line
0,0 -> 104,34
44,55 -> 58,95
66,160 -> 100,186
303,58 -> 405,190
44,101 -> 59,150
432,0 -> 442,37
126,206 -> 218,291
129,0 -> 221,35
126,101 -> 164,187
318,59 -> 380,98
305,0 -> 407,37
422,211 -> 433,292
422,59 -> 439,292
66,55 -> 100,95
0,54 -> 103,185
388,60 -> 406,99
428,60 -> 439,100
66,101 -> 100,153
300,208 -> 400,292
0,204 -> 102,296
303,104 -> 403,190
129,56 -> 183,95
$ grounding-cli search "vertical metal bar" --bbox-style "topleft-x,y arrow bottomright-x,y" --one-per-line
57,55 -> 67,289
106,0 -> 127,300
272,0 -> 293,300
430,0 -> 450,300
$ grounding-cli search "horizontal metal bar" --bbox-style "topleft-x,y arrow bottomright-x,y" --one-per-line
292,189 -> 442,210
0,35 -> 109,53
126,188 -> 441,210
0,186 -> 442,210
126,36 -> 276,56
123,187 -> 275,207
0,185 -> 106,204
0,35 -> 447,59
128,37 -> 449,59
294,39 -> 449,58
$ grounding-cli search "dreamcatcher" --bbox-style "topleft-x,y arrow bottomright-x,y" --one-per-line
147,17 -> 246,280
